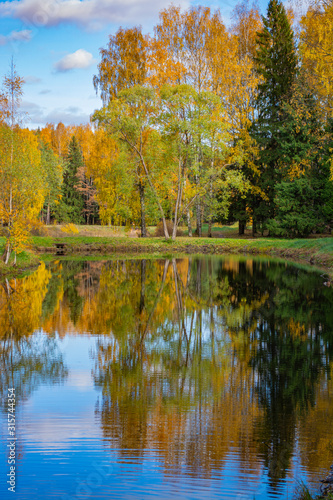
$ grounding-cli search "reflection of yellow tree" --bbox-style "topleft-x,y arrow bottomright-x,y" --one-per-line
73,260 -> 176,337
94,322 -> 263,478
90,257 -> 264,478
33,256 -> 333,485
298,374 -> 333,479
0,262 -> 51,339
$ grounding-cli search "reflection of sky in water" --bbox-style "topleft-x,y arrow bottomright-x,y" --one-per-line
0,332 -> 313,500
1,257 -> 333,500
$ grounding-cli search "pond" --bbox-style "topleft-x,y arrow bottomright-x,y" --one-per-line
1,256 -> 333,500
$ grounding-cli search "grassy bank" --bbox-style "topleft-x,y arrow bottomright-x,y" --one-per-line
30,235 -> 333,275
1,233 -> 333,276
0,247 -> 40,277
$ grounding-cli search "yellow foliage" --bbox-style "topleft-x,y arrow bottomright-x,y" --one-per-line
300,1 -> 333,111
61,223 -> 79,234
0,125 -> 46,260
0,262 -> 51,339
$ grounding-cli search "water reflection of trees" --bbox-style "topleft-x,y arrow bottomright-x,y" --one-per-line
2,257 -> 333,490
215,260 -> 333,489
0,335 -> 68,410
0,263 -> 68,410
87,258 -> 333,487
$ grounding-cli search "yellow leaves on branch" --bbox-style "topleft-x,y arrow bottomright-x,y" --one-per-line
93,26 -> 148,103
85,128 -> 135,225
300,0 -> 333,110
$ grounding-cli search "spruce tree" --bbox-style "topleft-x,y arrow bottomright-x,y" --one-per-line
251,0 -> 297,225
267,76 -> 333,237
60,136 -> 84,224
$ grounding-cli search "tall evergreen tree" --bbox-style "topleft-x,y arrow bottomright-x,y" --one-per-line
59,136 -> 84,223
251,0 -> 297,228
266,76 -> 333,237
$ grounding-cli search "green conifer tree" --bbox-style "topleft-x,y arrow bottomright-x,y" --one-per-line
59,136 -> 84,224
251,0 -> 297,226
267,76 -> 333,237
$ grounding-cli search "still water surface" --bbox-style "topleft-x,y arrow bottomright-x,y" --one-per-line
1,256 -> 333,499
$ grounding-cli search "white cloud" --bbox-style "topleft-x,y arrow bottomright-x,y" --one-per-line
24,75 -> 42,84
21,100 -> 43,113
20,100 -> 91,127
0,29 -> 32,45
9,29 -> 32,41
44,108 -> 91,125
54,49 -> 96,72
0,0 -> 189,30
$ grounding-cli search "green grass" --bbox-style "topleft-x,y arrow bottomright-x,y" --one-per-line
0,248 -> 40,277
27,234 -> 333,275
1,226 -> 333,276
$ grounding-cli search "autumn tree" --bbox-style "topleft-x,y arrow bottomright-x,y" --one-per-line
159,84 -> 245,238
0,63 -> 45,264
300,0 -> 333,113
202,3 -> 264,236
0,91 -> 9,124
39,143 -> 63,225
93,85 -> 171,237
0,125 -> 46,263
153,6 -> 231,235
93,26 -> 148,104
85,128 -> 137,226
148,5 -> 186,89
73,125 -> 99,224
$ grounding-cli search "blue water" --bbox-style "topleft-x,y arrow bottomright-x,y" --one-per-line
1,257 -> 333,499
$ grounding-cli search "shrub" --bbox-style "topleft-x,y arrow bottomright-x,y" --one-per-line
60,223 -> 79,235
29,220 -> 48,236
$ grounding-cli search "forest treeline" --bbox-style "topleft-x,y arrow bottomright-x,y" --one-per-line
1,0 -> 333,260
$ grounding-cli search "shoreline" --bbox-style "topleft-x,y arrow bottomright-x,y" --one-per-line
0,236 -> 332,278
32,236 -> 333,277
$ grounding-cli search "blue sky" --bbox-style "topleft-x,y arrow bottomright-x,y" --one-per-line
0,0 -> 272,129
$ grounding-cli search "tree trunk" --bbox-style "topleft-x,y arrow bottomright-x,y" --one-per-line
46,202 -> 50,225
4,242 -> 11,265
252,217 -> 257,237
208,219 -> 212,238
239,221 -> 245,235
207,177 -> 213,238
139,181 -> 147,237
136,149 -> 169,239
195,174 -> 202,237
187,209 -> 192,237
196,201 -> 202,237
172,172 -> 182,240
